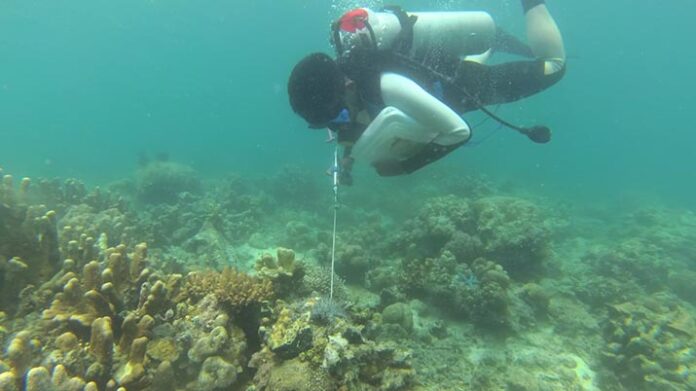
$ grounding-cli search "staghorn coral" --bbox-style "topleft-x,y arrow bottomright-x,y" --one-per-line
184,268 -> 273,311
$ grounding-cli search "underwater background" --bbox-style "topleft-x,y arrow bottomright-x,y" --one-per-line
1,0 -> 696,390
2,0 -> 695,206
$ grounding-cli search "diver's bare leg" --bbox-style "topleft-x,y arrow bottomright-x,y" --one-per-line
522,0 -> 565,74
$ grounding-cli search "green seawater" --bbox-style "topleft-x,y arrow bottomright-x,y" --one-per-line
1,0 -> 695,206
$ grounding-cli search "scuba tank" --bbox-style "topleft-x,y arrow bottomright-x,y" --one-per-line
333,8 -> 496,59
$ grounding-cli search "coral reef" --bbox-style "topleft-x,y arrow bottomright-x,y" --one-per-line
392,195 -> 550,280
135,161 -> 201,204
472,196 -> 550,279
310,297 -> 347,326
184,267 -> 273,311
3,165 -> 696,391
254,248 -> 305,299
602,294 -> 696,390
394,250 -> 512,330
333,243 -> 371,284
0,181 -> 60,314
302,264 -> 347,300
263,165 -> 324,210
253,298 -> 415,391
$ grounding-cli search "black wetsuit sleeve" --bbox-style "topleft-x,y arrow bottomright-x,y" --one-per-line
373,141 -> 467,176
451,60 -> 566,112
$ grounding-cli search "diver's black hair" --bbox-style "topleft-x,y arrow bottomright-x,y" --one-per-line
288,53 -> 345,126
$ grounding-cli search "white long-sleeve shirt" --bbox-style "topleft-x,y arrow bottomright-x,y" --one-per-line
351,72 -> 471,165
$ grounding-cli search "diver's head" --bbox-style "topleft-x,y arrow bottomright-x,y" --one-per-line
288,53 -> 345,128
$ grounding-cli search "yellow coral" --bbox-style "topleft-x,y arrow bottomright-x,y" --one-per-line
185,268 -> 273,309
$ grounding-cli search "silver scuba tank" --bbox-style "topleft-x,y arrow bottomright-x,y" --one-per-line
334,8 -> 496,59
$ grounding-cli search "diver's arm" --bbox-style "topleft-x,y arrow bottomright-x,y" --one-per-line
380,73 -> 471,145
367,73 -> 470,176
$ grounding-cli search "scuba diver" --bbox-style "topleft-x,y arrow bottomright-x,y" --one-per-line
288,0 -> 566,184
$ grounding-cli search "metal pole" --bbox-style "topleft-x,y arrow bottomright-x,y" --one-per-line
330,145 -> 339,301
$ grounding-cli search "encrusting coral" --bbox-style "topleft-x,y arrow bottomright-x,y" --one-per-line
183,267 -> 273,311
602,294 -> 696,390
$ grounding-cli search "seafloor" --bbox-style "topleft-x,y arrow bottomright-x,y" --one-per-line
0,161 -> 694,391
